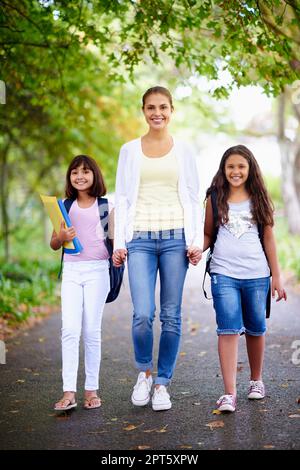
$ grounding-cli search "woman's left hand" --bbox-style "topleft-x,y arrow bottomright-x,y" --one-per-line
187,246 -> 202,266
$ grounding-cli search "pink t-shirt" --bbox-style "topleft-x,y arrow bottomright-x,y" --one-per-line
64,199 -> 109,262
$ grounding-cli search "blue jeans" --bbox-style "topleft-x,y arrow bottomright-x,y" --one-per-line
127,229 -> 189,386
211,274 -> 270,336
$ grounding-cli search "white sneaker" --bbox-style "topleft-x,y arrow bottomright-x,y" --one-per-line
216,394 -> 237,412
248,380 -> 265,399
152,385 -> 172,411
131,372 -> 153,406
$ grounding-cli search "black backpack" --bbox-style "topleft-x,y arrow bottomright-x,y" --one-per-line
59,197 -> 124,303
203,189 -> 271,318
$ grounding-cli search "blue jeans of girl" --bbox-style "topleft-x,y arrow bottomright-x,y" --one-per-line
211,274 -> 270,336
127,229 -> 189,386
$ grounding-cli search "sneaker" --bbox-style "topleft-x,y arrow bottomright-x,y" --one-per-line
131,372 -> 153,406
152,385 -> 172,411
216,394 -> 236,412
248,380 -> 265,399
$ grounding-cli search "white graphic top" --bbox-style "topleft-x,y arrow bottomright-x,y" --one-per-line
224,209 -> 254,239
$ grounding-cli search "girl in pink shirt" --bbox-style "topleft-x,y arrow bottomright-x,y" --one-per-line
50,155 -> 112,411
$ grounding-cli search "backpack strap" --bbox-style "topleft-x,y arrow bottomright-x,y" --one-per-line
58,198 -> 75,279
202,189 -> 219,300
97,197 -> 113,257
202,256 -> 212,300
63,198 -> 74,213
257,222 -> 271,318
211,189 -> 219,242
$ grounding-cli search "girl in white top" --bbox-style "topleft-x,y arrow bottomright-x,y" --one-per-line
113,86 -> 203,411
203,145 -> 287,412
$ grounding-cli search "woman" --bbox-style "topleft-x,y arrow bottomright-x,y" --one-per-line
113,86 -> 203,411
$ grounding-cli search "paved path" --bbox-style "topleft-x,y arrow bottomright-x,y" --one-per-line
0,264 -> 299,450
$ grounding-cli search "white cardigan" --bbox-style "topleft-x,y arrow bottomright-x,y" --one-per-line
114,137 -> 203,250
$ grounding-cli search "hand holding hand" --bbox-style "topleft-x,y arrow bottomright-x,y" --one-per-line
187,246 -> 202,266
113,249 -> 127,267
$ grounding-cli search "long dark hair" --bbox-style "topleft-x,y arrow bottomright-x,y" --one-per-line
206,145 -> 274,226
65,155 -> 107,199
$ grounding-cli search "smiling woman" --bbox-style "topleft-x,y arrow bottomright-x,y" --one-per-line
142,86 -> 173,138
112,86 -> 203,412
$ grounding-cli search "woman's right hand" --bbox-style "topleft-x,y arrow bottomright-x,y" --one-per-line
58,221 -> 76,243
113,249 -> 127,267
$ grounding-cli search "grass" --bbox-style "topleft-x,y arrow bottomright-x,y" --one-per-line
275,217 -> 300,280
265,175 -> 283,210
0,258 -> 60,326
0,216 -> 62,327
265,176 -> 300,279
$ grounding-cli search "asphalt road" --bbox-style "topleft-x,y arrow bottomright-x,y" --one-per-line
0,263 -> 299,451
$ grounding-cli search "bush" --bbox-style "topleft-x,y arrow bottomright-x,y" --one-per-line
0,259 -> 60,324
275,217 -> 300,280
265,175 -> 283,210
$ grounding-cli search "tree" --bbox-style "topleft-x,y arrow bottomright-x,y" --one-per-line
254,1 -> 300,233
0,0 -> 144,258
1,0 -> 300,260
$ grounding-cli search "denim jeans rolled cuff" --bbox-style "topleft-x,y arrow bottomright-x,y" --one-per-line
154,377 -> 170,386
217,327 -> 245,336
245,328 -> 267,336
212,274 -> 269,338
135,360 -> 153,372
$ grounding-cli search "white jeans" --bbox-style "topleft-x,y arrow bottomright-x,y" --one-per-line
61,260 -> 110,392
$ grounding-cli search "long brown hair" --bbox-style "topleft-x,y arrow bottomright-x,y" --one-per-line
65,155 -> 107,199
206,145 -> 274,226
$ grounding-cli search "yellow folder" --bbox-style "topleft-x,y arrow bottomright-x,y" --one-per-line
40,195 -> 75,250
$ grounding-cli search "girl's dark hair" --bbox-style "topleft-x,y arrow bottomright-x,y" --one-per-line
142,86 -> 174,110
65,155 -> 107,199
206,145 -> 274,226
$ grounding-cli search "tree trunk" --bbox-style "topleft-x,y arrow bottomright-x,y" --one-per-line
294,143 -> 300,202
278,92 -> 300,234
0,142 -> 10,260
